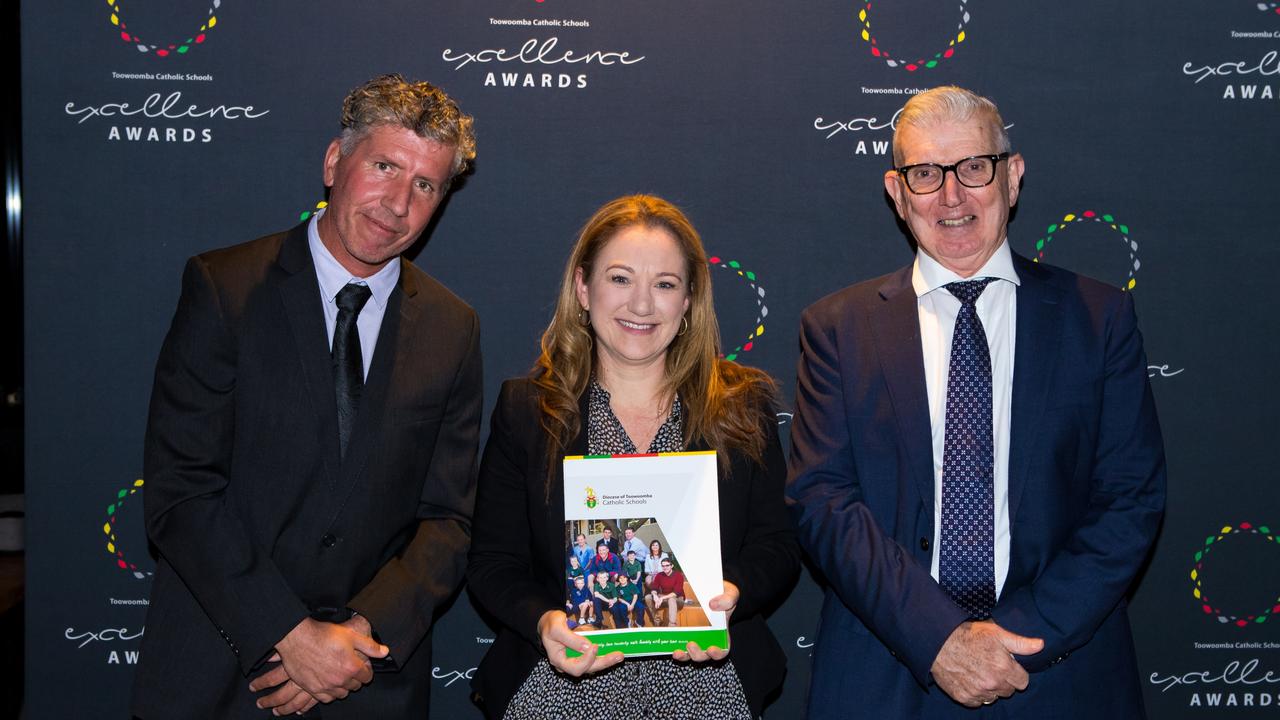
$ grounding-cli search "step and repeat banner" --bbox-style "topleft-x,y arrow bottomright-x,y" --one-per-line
20,1 -> 1279,717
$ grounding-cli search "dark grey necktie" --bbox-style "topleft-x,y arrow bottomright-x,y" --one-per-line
333,283 -> 372,458
939,278 -> 997,620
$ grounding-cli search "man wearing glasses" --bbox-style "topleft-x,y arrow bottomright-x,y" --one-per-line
787,86 -> 1165,718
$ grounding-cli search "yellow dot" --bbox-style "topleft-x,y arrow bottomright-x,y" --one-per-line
103,523 -> 112,534
135,478 -> 144,487
1194,588 -> 1202,599
1222,526 -> 1233,533
208,15 -> 217,27
107,542 -> 116,554
1063,214 -> 1076,222
755,324 -> 765,337
861,29 -> 870,41
858,9 -> 867,21
957,30 -> 966,43
111,13 -> 119,26
1191,569 -> 1198,580
1126,279 -> 1136,290
318,201 -> 328,209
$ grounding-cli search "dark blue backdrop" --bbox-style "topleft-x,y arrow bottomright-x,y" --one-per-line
21,1 -> 1280,716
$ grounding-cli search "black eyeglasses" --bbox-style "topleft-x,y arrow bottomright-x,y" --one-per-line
894,152 -> 1010,195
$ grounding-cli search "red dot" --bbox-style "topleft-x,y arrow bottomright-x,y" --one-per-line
196,34 -> 206,43
1083,210 -> 1096,218
120,31 -> 131,41
1273,605 -> 1280,614
871,47 -> 881,57
906,64 -> 918,71
1237,620 -> 1249,627
117,560 -> 127,569
743,342 -> 754,352
944,48 -> 954,58
1241,522 -> 1253,529
708,257 -> 720,264
156,49 -> 169,56
1203,605 -> 1213,614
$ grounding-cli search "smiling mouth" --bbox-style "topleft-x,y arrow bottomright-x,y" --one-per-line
938,215 -> 976,227
364,213 -> 404,236
617,319 -> 656,331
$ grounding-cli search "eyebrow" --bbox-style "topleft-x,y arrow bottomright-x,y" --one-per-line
604,262 -> 685,281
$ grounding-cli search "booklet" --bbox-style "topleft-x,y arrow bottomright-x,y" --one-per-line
562,451 -> 727,658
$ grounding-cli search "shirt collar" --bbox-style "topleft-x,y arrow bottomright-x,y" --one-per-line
911,238 -> 1020,298
307,210 -> 401,309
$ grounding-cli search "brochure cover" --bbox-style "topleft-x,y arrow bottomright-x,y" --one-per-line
562,451 -> 726,658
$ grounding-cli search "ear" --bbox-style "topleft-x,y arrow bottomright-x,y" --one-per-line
574,265 -> 589,311
1005,153 -> 1026,207
322,139 -> 343,188
884,169 -> 908,219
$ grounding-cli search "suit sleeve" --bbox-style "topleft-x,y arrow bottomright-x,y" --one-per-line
143,257 -> 309,675
786,305 -> 968,685
991,291 -> 1166,672
348,308 -> 483,667
721,415 -> 801,623
467,382 -> 565,648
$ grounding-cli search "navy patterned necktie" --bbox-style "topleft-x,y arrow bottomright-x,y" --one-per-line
333,283 -> 372,458
939,278 -> 997,620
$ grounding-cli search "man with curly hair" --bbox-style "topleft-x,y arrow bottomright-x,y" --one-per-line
132,74 -> 482,719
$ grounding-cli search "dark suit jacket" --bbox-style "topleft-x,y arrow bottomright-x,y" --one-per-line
467,378 -> 800,718
787,253 -> 1166,719
131,223 -> 482,719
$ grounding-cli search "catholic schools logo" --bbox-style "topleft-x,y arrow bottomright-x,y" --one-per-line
1189,521 -> 1280,628
584,486 -> 598,509
107,0 -> 222,57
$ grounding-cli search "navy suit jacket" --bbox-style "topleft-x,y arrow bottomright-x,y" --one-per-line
786,253 -> 1165,719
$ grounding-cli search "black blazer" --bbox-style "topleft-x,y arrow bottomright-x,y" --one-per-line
468,378 -> 799,718
131,224 -> 482,719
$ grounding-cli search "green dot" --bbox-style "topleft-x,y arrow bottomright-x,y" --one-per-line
1260,526 -> 1271,534
1035,239 -> 1045,251
1102,214 -> 1114,223
1118,224 -> 1129,234
1195,550 -> 1203,561
1206,536 -> 1216,546
728,260 -> 741,269
745,271 -> 756,281
117,489 -> 129,499
107,503 -> 117,515
1257,616 -> 1268,624
725,353 -> 738,361
300,211 -> 312,221
1047,224 -> 1058,234
177,46 -> 189,54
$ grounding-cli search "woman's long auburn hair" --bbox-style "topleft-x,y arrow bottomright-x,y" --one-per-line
532,195 -> 776,495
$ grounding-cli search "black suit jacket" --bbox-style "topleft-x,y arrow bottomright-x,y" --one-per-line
467,378 -> 800,718
131,223 -> 482,719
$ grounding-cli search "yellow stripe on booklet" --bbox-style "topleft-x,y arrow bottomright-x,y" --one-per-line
562,451 -> 728,658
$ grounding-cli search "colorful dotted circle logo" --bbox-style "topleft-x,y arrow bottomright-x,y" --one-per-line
1032,210 -> 1139,291
1259,2 -> 1280,14
103,479 -> 153,580
1190,521 -> 1280,627
108,0 -> 221,57
857,0 -> 970,71
299,200 -> 328,223
707,255 -> 768,362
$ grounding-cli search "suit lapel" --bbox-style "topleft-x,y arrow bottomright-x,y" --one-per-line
276,225 -> 343,489
870,268 -> 935,510
1008,254 -> 1062,522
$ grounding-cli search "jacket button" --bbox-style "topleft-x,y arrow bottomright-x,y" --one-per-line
321,533 -> 337,548
920,537 -> 930,551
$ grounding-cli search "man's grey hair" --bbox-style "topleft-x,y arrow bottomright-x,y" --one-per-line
336,73 -> 476,180
892,86 -> 1010,165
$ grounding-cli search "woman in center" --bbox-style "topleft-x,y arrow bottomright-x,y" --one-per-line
468,195 -> 799,719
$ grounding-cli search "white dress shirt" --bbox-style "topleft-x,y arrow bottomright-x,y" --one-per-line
307,210 -> 400,380
912,240 -> 1018,598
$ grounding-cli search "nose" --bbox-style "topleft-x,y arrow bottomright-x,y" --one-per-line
382,178 -> 413,218
938,168 -> 966,207
628,284 -> 654,315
